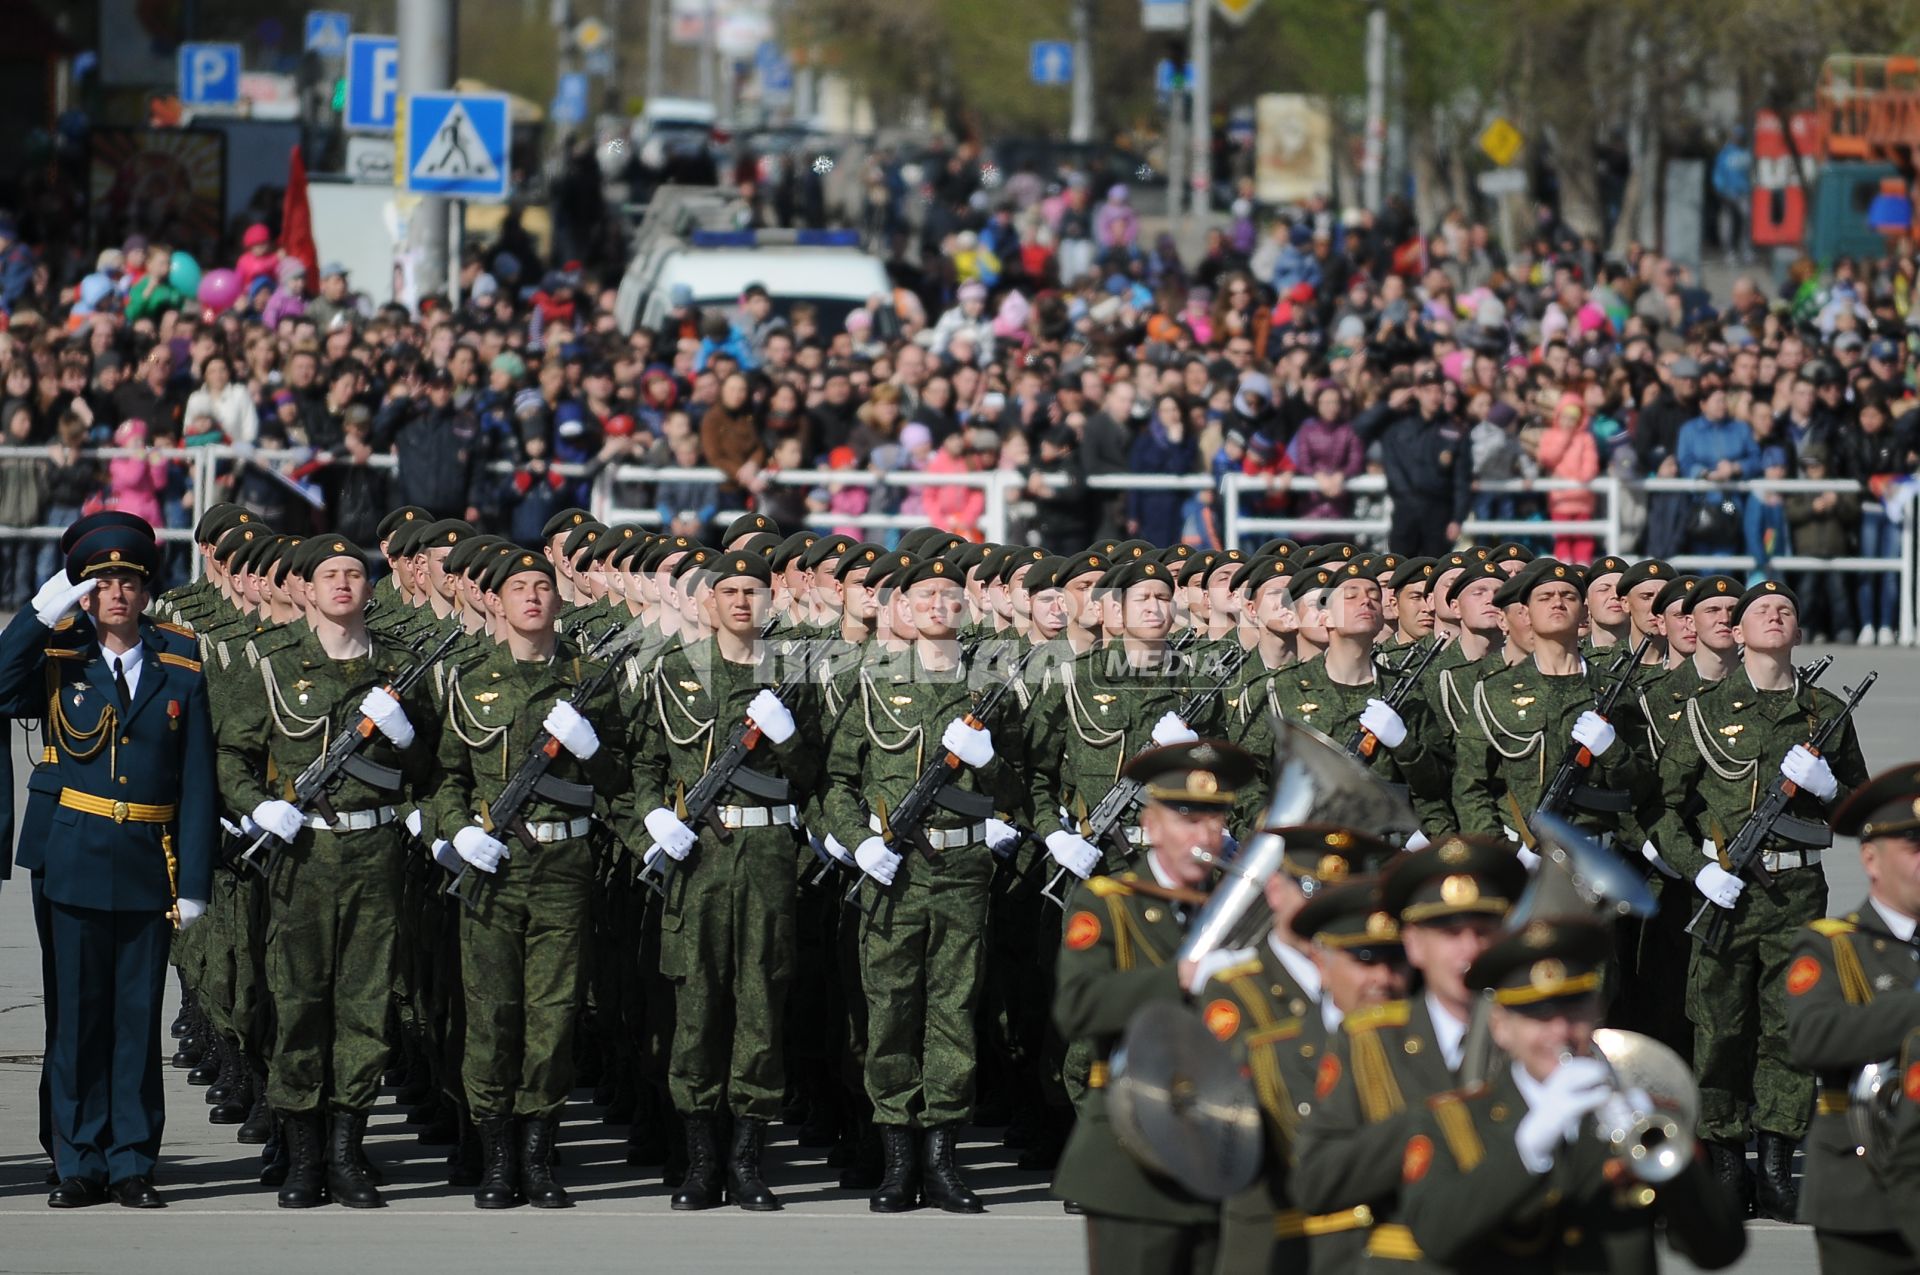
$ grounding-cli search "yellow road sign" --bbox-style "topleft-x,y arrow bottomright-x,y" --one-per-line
1215,0 -> 1265,26
1479,117 -> 1523,167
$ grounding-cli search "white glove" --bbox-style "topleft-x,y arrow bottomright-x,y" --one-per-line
174,897 -> 207,929
747,689 -> 796,745
1045,829 -> 1101,879
1152,711 -> 1199,746
941,717 -> 994,767
1514,1056 -> 1614,1173
642,843 -> 670,872
1571,711 -> 1616,758
431,840 -> 461,872
1515,844 -> 1541,871
854,835 -> 902,885
984,818 -> 1021,856
250,799 -> 303,844
1358,698 -> 1408,750
825,834 -> 856,866
1596,1086 -> 1655,1144
1185,945 -> 1258,994
1782,744 -> 1839,801
643,807 -> 697,857
1695,861 -> 1745,910
405,809 -> 424,840
1404,830 -> 1431,852
32,572 -> 95,627
542,700 -> 601,760
1640,839 -> 1681,879
358,687 -> 415,748
453,825 -> 509,874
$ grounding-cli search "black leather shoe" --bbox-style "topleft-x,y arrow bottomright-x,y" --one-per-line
48,1177 -> 107,1208
109,1177 -> 166,1209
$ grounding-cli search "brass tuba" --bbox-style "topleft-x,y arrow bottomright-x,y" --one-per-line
1591,1028 -> 1700,1184
1175,718 -> 1415,966
1848,1057 -> 1903,1162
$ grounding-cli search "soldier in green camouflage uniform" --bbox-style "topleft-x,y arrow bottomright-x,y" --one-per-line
628,550 -> 820,1210
822,554 -> 1023,1213
429,551 -> 628,1210
217,537 -> 437,1209
1652,580 -> 1868,1221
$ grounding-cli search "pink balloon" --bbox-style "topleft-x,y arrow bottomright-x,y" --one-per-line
197,268 -> 243,313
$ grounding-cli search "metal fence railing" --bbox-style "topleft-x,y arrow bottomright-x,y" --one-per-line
0,446 -> 1909,644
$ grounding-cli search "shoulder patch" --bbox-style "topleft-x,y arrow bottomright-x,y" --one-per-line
1787,955 -> 1821,996
1402,1134 -> 1434,1184
1343,1001 -> 1411,1033
1203,998 -> 1242,1041
1315,1053 -> 1342,1099
156,621 -> 196,638
158,652 -> 202,672
1064,911 -> 1101,951
1811,918 -> 1858,937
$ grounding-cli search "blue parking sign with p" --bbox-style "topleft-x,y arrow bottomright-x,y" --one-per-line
346,34 -> 399,132
177,43 -> 241,106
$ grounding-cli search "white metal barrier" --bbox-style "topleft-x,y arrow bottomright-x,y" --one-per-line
0,446 -> 1910,644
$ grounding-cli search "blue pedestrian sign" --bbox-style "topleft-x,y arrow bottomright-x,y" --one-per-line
1030,40 -> 1073,88
1154,59 -> 1193,99
403,91 -> 511,202
305,10 -> 351,56
551,73 -> 589,127
177,43 -> 242,107
345,34 -> 399,132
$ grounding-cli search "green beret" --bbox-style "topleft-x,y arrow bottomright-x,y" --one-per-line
896,555 -> 964,591
1095,556 -> 1174,594
770,531 -> 820,571
1200,548 -> 1249,587
707,549 -> 774,585
1025,555 -> 1068,591
1236,554 -> 1289,597
1490,541 -> 1535,565
735,531 -> 782,560
560,522 -> 607,562
1257,538 -> 1298,559
196,503 -> 255,545
640,535 -> 698,572
1682,574 -> 1743,614
1388,556 -> 1439,592
1733,578 -> 1799,623
1651,573 -> 1699,615
722,511 -> 780,545
540,508 -> 594,541
834,543 -> 887,581
214,523 -> 267,565
378,506 -> 432,543
1445,559 -> 1505,602
1496,557 -> 1578,607
1616,558 -> 1675,597
1052,551 -> 1111,590
671,547 -> 716,582
591,524 -> 646,564
803,534 -> 859,571
497,548 -> 557,588
305,535 -> 366,576
1584,555 -> 1629,586
865,550 -> 919,592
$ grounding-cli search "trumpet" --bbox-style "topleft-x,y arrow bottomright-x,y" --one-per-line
1848,1057 -> 1901,1163
1588,1028 -> 1699,1185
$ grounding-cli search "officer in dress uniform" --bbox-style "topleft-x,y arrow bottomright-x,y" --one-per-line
1395,919 -> 1746,1273
1051,739 -> 1260,1275
1784,763 -> 1920,1272
0,518 -> 216,1208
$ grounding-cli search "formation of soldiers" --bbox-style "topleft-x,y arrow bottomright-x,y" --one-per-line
23,493 -> 1920,1272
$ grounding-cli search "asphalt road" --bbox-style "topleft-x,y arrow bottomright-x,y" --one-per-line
0,641 -> 1900,1273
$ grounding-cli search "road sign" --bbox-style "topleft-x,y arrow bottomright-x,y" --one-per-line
305,10 -> 351,56
177,43 -> 242,107
551,72 -> 590,126
757,42 -> 793,96
345,35 -> 399,132
1214,0 -> 1264,25
1475,168 -> 1527,196
403,91 -> 511,201
1030,40 -> 1073,88
345,135 -> 394,185
1142,0 -> 1190,31
1155,59 -> 1192,99
1478,117 -> 1524,168
573,17 -> 608,50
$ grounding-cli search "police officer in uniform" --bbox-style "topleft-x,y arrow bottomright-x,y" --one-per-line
1052,739 -> 1260,1275
0,519 -> 216,1207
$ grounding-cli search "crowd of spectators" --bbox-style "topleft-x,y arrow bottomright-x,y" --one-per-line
3,159 -> 1918,643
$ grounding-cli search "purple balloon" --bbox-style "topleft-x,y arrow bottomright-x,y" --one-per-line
198,268 -> 243,313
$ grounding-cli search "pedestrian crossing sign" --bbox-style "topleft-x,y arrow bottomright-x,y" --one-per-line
401,91 -> 511,201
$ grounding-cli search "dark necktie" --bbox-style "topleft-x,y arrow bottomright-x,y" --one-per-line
113,656 -> 130,709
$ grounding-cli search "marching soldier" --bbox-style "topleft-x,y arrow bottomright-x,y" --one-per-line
630,551 -> 820,1211
0,519 -> 216,1208
1579,555 -> 1631,654
1294,837 -> 1526,1259
1652,581 -> 1869,1219
1052,740 -> 1260,1274
1383,557 -> 1439,651
1786,763 -> 1920,1271
1395,918 -> 1747,1272
428,550 -> 629,1209
216,537 -> 438,1208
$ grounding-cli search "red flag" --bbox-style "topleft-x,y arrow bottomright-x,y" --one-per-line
281,145 -> 320,297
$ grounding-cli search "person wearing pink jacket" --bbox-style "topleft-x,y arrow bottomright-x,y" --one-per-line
922,429 -> 985,538
1533,392 -> 1601,563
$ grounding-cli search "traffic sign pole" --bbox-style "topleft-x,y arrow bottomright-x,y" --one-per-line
1187,0 -> 1209,226
399,0 -> 453,298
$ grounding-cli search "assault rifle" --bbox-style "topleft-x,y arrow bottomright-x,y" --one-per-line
1529,636 -> 1652,828
1345,635 -> 1450,761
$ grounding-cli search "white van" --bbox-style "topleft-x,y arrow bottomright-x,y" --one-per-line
618,228 -> 892,334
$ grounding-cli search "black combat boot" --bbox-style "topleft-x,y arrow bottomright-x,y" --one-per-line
236,1071 -> 272,1144
208,1048 -> 251,1125
186,1031 -> 220,1086
325,1111 -> 385,1208
205,1035 -> 239,1104
276,1112 -> 326,1208
727,1116 -> 780,1211
448,1110 -> 483,1187
473,1114 -> 519,1209
672,1114 -> 725,1210
1755,1131 -> 1801,1222
921,1125 -> 984,1214
259,1117 -> 290,1186
1705,1139 -> 1756,1218
518,1117 -> 573,1209
170,1000 -> 205,1069
170,979 -> 194,1039
870,1125 -> 921,1213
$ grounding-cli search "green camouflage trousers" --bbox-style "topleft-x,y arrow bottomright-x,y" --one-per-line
856,842 -> 993,1128
265,826 -> 402,1113
1686,862 -> 1826,1141
659,823 -> 797,1119
458,834 -> 592,1119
